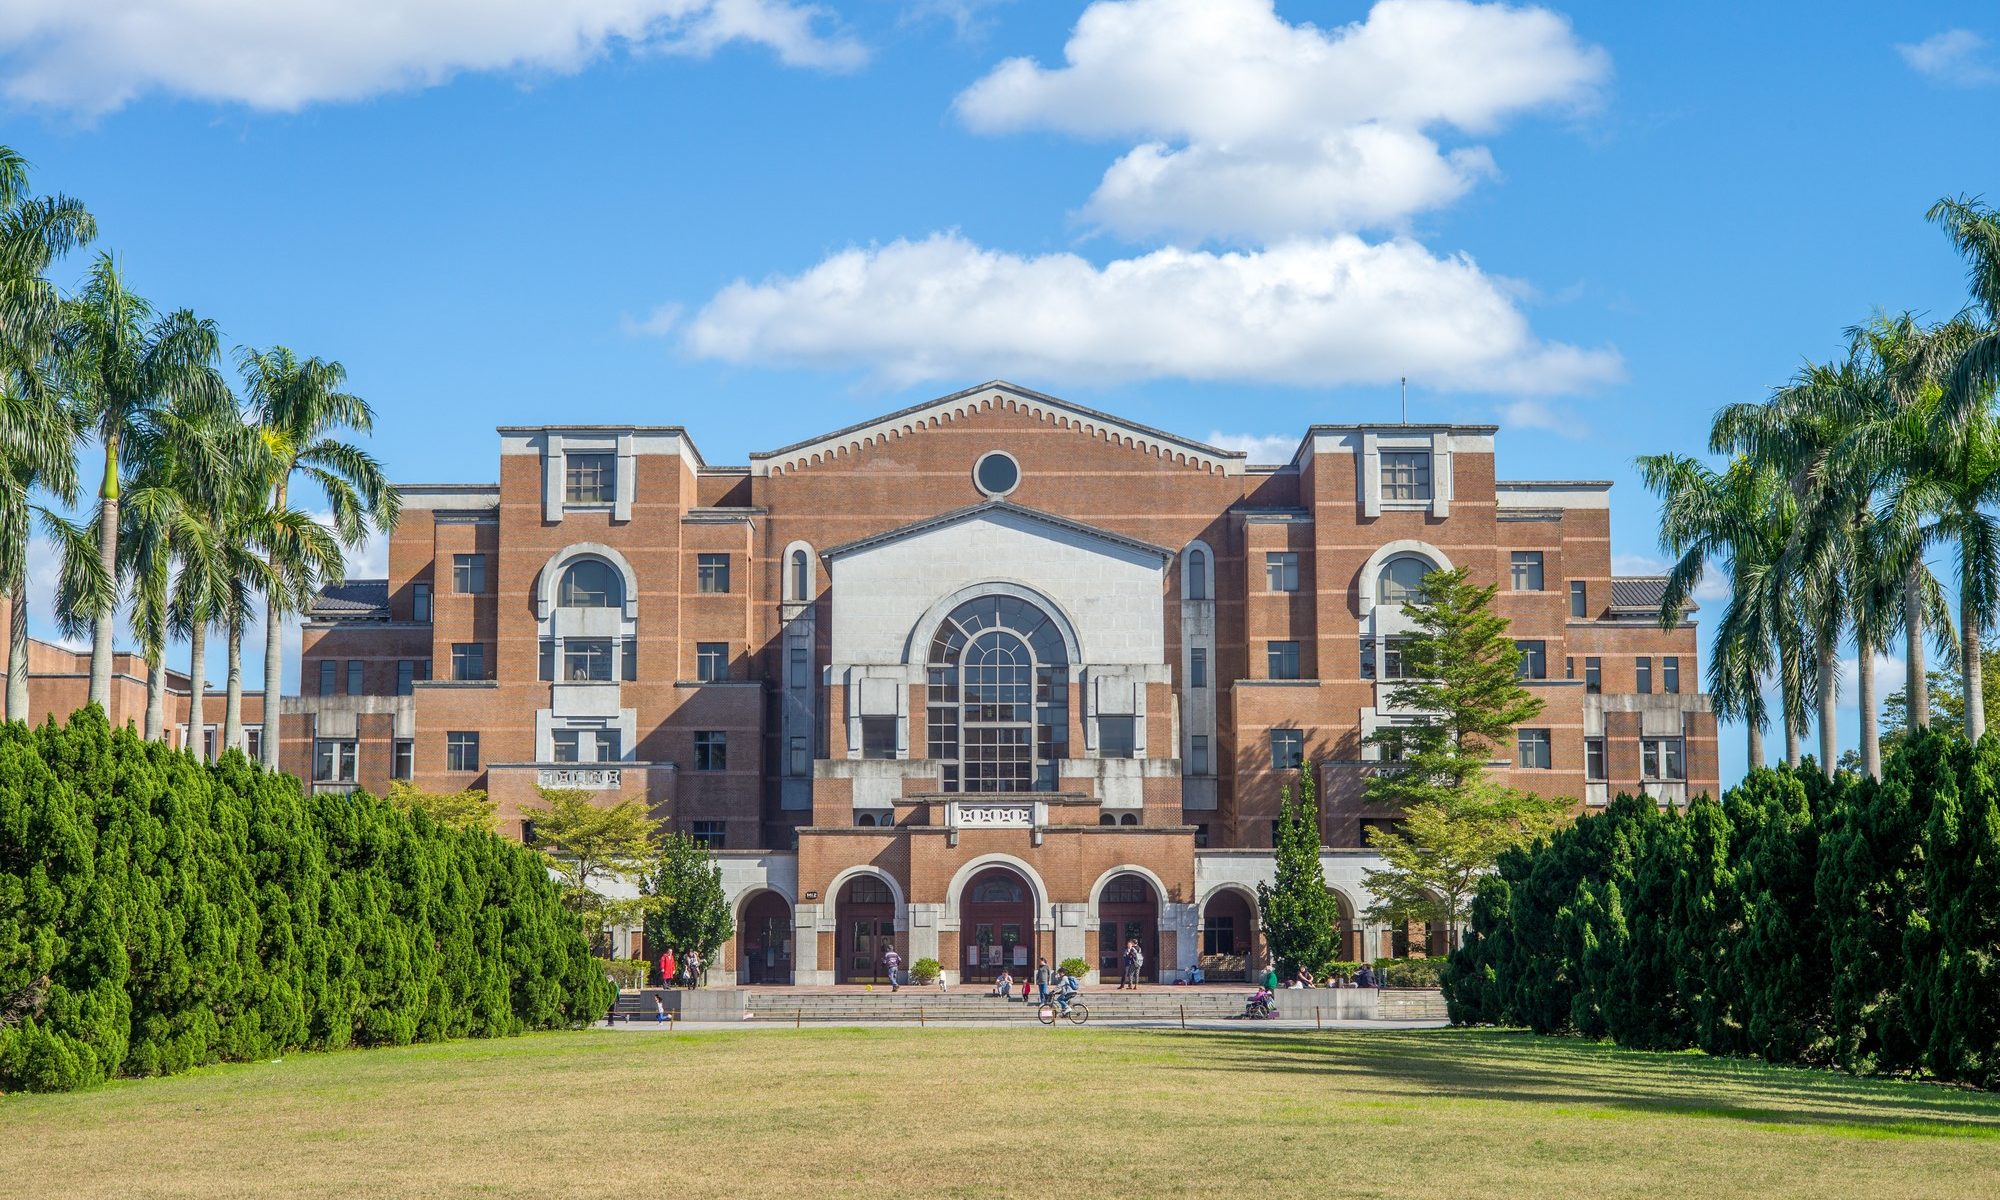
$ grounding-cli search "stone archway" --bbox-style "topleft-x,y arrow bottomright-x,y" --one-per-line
1199,887 -> 1256,981
1095,871 -> 1160,984
736,890 -> 794,985
957,865 -> 1034,983
834,874 -> 898,984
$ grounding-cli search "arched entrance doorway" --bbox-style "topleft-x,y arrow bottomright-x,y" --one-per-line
1200,888 -> 1254,981
836,875 -> 897,984
1097,872 -> 1159,984
1333,890 -> 1363,964
737,891 -> 794,985
959,866 -> 1033,983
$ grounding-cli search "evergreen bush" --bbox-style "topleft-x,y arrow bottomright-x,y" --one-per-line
0,707 -> 612,1092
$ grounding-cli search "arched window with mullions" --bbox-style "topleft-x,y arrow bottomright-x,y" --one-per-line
558,558 -> 624,608
925,594 -> 1070,792
1377,554 -> 1435,607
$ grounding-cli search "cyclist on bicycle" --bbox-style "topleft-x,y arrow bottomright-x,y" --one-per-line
1053,969 -> 1081,1017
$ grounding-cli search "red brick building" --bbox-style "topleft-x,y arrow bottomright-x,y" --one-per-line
272,380 -> 1712,984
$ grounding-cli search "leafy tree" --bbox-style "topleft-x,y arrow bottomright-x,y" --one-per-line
642,833 -> 735,977
1361,791 -> 1561,951
1256,766 -> 1340,977
519,787 -> 662,946
1917,732 -> 2000,1086
385,781 -> 497,834
1731,767 -> 1835,1064
1362,566 -> 1545,807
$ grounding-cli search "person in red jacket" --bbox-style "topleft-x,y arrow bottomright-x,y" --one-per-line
659,946 -> 678,990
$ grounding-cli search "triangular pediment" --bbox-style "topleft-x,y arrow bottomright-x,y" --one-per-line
749,380 -> 1246,477
820,499 -> 1174,563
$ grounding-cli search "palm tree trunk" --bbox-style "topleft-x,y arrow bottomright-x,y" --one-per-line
1746,715 -> 1763,773
144,656 -> 166,740
6,574 -> 27,723
187,616 -> 207,761
1780,643 -> 1803,767
222,616 -> 243,756
88,432 -> 119,709
1858,630 -> 1880,779
260,477 -> 287,770
1906,563 -> 1929,728
1816,642 -> 1838,778
1965,599 -> 1986,743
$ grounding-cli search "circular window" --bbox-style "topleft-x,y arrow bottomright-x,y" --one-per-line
973,451 -> 1020,497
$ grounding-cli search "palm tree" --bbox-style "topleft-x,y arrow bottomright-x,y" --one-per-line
239,347 -> 397,769
0,146 -> 94,721
57,253 -> 231,708
220,489 -> 341,757
1927,196 -> 2000,427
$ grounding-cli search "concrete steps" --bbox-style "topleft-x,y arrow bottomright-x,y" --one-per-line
603,987 -> 1447,1023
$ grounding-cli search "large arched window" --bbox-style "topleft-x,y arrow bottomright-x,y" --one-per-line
558,558 -> 623,608
1377,555 -> 1434,607
925,594 -> 1070,792
1185,547 -> 1210,600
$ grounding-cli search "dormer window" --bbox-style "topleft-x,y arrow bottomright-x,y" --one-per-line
565,452 -> 615,504
1381,451 -> 1432,501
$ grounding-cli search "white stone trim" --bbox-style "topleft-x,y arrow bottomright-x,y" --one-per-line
535,543 -> 641,622
821,865 -> 909,932
1084,864 -> 1171,923
941,854 -> 1052,932
903,580 -> 1083,667
1357,539 -> 1454,610
782,539 -> 818,602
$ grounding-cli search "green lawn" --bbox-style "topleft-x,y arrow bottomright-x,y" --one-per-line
6,1026 -> 2000,1198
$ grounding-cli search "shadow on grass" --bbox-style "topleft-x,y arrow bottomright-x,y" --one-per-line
1169,1028 -> 2000,1139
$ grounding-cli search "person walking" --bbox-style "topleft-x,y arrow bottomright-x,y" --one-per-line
1120,939 -> 1140,990
882,946 -> 902,992
659,946 -> 677,991
1034,957 -> 1053,1006
685,949 -> 703,989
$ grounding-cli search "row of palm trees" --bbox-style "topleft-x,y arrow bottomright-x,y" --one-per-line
1643,194 -> 2000,779
0,146 -> 399,769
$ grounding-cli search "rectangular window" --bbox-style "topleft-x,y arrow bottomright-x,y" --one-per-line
1510,551 -> 1545,592
622,637 -> 638,682
1190,647 -> 1208,689
1381,450 -> 1433,501
392,739 -> 413,780
564,452 -> 615,504
1517,728 -> 1552,770
1190,734 -> 1210,776
691,820 -> 726,850
1585,737 -> 1606,782
451,643 -> 485,681
1380,637 -> 1412,681
452,553 -> 486,594
244,728 -> 262,763
563,639 -> 614,681
446,732 -> 480,772
397,659 -> 415,696
1565,656 -> 1575,680
552,730 -> 580,763
1193,823 -> 1210,850
347,660 -> 364,696
1267,640 -> 1301,680
1585,656 -> 1602,694
1270,728 -> 1304,770
1642,737 -> 1686,780
1265,552 -> 1300,593
1664,656 -> 1681,694
790,646 -> 809,688
694,731 -> 727,771
789,735 -> 810,775
595,730 -> 621,763
540,638 -> 554,682
313,739 -> 357,783
696,553 -> 730,594
1570,580 -> 1588,618
202,727 -> 215,763
695,642 -> 730,683
1636,656 -> 1653,695
318,659 -> 336,697
1515,640 -> 1547,680
861,717 -> 897,760
412,581 -> 432,623
1099,716 -> 1137,759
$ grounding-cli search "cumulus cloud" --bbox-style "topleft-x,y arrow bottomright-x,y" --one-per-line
955,0 -> 1607,241
1205,431 -> 1299,464
682,230 -> 1621,392
1897,29 -> 1999,87
1499,398 -> 1588,439
0,0 -> 867,113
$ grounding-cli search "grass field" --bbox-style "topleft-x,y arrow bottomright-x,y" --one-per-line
7,1025 -> 2000,1199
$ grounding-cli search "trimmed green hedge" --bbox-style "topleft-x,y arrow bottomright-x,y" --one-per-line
0,707 -> 613,1092
1444,729 -> 2000,1088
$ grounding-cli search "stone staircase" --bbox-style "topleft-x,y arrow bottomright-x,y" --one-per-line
743,990 -> 1266,1023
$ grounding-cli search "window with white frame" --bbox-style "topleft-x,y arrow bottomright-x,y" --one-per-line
1265,552 -> 1300,592
1642,737 -> 1685,780
1517,728 -> 1552,769
314,739 -> 357,782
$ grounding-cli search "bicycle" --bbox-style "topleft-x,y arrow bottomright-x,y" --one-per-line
1036,997 -> 1090,1025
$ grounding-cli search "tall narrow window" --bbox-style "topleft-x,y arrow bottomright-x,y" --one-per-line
1584,657 -> 1602,694
392,739 -> 413,780
622,637 -> 638,681
540,638 -> 555,682
1570,580 -> 1588,618
1663,656 -> 1680,694
1185,549 -> 1208,600
1190,647 -> 1208,689
1510,551 -> 1545,592
346,660 -> 364,695
790,646 -> 809,688
397,659 -> 415,696
318,659 -> 336,697
412,581 -> 432,623
1190,735 -> 1210,776
1585,737 -> 1606,782
790,549 -> 810,601
1636,657 -> 1653,695
789,736 -> 810,775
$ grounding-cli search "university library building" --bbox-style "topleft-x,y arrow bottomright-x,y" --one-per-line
2,381 -> 1717,987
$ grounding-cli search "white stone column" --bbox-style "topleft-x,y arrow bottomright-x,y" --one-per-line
1164,902 -> 1198,982
795,903 -> 827,985
1053,902 -> 1088,980
907,902 -> 942,970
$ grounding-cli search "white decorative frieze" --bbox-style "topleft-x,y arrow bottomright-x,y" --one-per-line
951,802 -> 1035,828
537,767 -> 623,790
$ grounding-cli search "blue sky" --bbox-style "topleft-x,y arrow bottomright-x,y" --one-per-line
7,0 -> 1998,784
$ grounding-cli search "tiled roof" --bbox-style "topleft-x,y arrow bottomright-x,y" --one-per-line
1609,576 -> 1693,612
310,579 -> 390,621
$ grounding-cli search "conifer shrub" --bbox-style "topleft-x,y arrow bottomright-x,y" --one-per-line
0,707 -> 613,1092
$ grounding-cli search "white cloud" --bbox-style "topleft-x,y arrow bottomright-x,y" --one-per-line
903,0 -> 1013,41
955,0 -> 1607,241
1205,431 -> 1299,464
1499,398 -> 1588,439
681,231 -> 1621,392
1838,652 -> 1908,700
0,0 -> 866,114
1897,29 -> 1999,87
